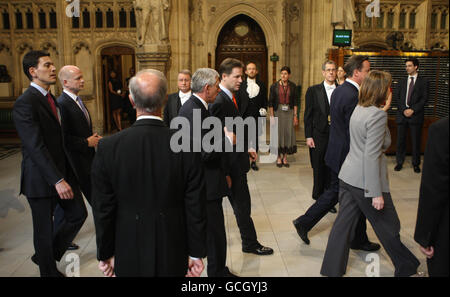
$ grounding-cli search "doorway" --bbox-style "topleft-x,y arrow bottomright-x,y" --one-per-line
101,46 -> 135,133
215,14 -> 268,89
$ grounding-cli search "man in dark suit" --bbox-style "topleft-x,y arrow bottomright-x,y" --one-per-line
394,58 -> 429,173
163,69 -> 192,127
210,58 -> 273,256
293,56 -> 379,251
56,65 -> 101,204
178,68 -> 236,277
414,117 -> 449,277
53,66 -> 102,250
237,62 -> 268,171
92,69 -> 206,277
12,51 -> 87,277
303,60 -> 337,211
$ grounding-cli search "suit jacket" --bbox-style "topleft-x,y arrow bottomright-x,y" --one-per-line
304,82 -> 336,140
13,86 -> 72,198
178,95 -> 229,200
339,105 -> 391,198
238,79 -> 268,119
414,117 -> 449,248
57,92 -> 95,182
209,90 -> 250,175
163,92 -> 181,127
395,75 -> 428,125
268,80 -> 299,111
324,81 -> 359,174
91,119 -> 207,276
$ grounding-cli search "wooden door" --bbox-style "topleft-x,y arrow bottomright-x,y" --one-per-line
215,14 -> 268,90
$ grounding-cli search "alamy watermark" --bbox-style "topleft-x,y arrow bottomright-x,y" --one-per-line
365,253 -> 380,277
65,0 -> 80,18
169,111 -> 279,163
365,0 -> 380,18
65,252 -> 80,277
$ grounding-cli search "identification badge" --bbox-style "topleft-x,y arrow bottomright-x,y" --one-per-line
281,104 -> 289,111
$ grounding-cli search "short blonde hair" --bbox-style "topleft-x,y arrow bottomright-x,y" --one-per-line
359,70 -> 392,107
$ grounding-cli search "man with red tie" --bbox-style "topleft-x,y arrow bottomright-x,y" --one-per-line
210,58 -> 273,256
394,58 -> 429,173
13,51 -> 87,277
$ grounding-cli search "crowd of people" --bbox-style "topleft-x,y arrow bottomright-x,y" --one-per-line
11,50 -> 448,277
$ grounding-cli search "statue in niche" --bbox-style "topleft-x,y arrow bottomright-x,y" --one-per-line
135,0 -> 171,46
0,65 -> 12,83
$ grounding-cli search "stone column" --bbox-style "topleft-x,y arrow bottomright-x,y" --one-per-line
136,44 -> 171,74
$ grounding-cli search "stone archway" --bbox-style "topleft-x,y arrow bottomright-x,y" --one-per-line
206,4 -> 280,84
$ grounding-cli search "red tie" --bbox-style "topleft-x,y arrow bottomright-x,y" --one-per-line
46,92 -> 58,120
232,93 -> 239,111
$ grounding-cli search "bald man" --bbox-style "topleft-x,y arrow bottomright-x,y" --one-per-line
57,66 -> 101,205
91,69 -> 206,276
54,66 -> 101,249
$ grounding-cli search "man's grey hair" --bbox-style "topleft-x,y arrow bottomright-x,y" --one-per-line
178,69 -> 192,77
191,68 -> 219,93
129,69 -> 167,112
322,60 -> 336,71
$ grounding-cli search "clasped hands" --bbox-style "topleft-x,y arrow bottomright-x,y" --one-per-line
87,133 -> 103,147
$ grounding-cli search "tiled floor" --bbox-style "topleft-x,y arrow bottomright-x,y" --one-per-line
0,146 -> 427,277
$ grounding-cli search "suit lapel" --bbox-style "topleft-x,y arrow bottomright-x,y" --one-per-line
317,84 -> 328,116
31,87 -> 60,124
63,93 -> 91,129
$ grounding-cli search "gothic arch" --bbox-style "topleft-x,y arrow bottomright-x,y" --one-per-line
206,3 -> 280,82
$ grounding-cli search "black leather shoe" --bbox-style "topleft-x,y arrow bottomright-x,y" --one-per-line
242,244 -> 274,255
394,164 -> 402,171
293,220 -> 310,245
276,163 -> 282,168
351,241 -> 381,252
251,161 -> 259,171
329,207 -> 337,214
413,166 -> 421,173
67,242 -> 79,251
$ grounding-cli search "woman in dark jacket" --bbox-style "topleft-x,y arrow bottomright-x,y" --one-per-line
269,66 -> 299,167
108,70 -> 124,131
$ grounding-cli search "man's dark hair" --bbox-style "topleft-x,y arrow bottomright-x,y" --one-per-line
405,57 -> 420,69
23,50 -> 50,81
280,66 -> 291,74
343,55 -> 369,78
218,58 -> 244,79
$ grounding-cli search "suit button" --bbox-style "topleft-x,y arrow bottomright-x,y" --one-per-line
136,215 -> 139,220
160,212 -> 165,217
365,190 -> 369,193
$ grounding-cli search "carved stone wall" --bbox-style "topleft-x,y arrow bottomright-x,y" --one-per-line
0,0 -> 448,136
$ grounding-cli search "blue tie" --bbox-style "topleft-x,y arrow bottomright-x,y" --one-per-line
76,97 -> 90,124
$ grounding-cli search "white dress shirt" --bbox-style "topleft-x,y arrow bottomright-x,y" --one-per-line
323,81 -> 336,105
179,90 -> 192,106
136,115 -> 163,122
64,89 -> 90,123
219,84 -> 233,100
246,78 -> 260,99
192,93 -> 208,110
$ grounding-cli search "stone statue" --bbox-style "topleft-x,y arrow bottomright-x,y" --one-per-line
0,65 -> 11,83
135,0 -> 171,46
331,0 -> 356,30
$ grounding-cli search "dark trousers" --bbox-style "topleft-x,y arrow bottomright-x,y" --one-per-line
294,169 -> 369,246
396,121 -> 423,167
27,189 -> 87,277
427,208 -> 449,277
309,136 -> 329,200
206,199 -> 227,277
54,177 -> 91,231
320,181 -> 419,277
228,172 -> 258,250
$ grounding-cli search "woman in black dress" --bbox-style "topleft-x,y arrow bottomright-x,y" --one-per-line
108,70 -> 124,131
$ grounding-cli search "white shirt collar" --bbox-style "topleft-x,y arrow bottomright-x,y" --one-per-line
346,78 -> 360,91
179,90 -> 192,106
136,115 -> 163,121
193,93 -> 208,110
63,89 -> 79,101
323,81 -> 336,90
219,84 -> 233,100
409,73 -> 418,80
30,82 -> 49,96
